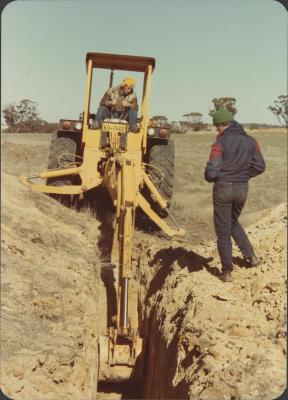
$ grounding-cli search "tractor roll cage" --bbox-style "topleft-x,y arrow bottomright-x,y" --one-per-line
85,52 -> 156,72
84,53 -> 155,150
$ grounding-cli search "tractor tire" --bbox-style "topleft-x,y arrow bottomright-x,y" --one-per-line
46,131 -> 78,203
148,140 -> 175,215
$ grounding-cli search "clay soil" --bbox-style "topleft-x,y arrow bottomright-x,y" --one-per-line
1,129 -> 287,400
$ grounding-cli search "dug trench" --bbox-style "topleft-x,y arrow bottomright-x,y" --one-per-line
133,206 -> 286,400
1,133 -> 286,400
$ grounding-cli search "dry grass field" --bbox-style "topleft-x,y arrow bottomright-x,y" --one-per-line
171,128 -> 287,245
2,128 -> 286,246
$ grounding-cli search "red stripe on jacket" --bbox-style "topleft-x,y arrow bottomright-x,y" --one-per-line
209,143 -> 222,160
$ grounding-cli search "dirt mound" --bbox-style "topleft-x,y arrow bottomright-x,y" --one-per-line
1,172 -> 101,399
137,203 -> 286,399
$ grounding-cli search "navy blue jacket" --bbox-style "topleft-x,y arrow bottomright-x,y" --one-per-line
204,121 -> 265,182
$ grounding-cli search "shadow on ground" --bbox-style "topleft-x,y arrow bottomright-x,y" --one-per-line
145,247 -> 217,302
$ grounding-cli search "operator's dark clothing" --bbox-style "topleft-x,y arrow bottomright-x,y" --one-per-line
204,121 -> 265,271
95,106 -> 138,130
205,121 -> 265,183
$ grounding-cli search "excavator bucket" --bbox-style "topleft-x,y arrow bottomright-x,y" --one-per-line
98,330 -> 143,382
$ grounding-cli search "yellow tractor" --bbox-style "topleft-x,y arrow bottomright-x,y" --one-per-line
19,52 -> 185,383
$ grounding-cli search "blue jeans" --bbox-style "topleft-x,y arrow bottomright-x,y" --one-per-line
95,106 -> 137,130
213,181 -> 254,271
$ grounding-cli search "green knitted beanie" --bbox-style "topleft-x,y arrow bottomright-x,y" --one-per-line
212,108 -> 234,125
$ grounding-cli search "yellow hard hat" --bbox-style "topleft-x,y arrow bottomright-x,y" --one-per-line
122,76 -> 136,88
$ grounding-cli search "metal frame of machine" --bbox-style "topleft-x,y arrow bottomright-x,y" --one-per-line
19,52 -> 185,382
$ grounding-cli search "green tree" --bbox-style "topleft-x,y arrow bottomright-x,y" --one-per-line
16,99 -> 39,130
182,112 -> 207,132
268,95 -> 288,126
183,112 -> 203,123
209,97 -> 237,116
2,103 -> 19,131
3,99 -> 39,132
150,115 -> 169,127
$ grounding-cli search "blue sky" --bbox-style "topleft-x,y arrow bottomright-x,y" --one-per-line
1,0 -> 287,124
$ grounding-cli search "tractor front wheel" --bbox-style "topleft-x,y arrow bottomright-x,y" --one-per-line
147,140 -> 175,216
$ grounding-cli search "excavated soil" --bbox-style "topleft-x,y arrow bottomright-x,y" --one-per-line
135,203 -> 286,399
1,132 -> 287,400
1,178 -> 101,399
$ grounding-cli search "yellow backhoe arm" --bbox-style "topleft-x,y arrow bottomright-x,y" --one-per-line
18,52 -> 185,384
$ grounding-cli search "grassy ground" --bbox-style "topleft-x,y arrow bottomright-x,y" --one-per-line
171,129 -> 287,244
1,129 -> 286,245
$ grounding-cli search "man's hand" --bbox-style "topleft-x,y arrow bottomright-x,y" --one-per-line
122,100 -> 131,108
108,99 -> 117,106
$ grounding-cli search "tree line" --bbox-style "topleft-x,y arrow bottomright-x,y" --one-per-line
153,95 -> 287,134
2,99 -> 58,133
2,95 -> 287,134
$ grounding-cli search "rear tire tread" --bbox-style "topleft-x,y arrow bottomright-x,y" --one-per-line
147,140 -> 175,217
46,131 -> 78,204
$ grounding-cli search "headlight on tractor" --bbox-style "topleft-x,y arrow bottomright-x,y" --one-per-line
148,128 -> 155,136
159,128 -> 168,138
62,120 -> 71,130
74,121 -> 83,131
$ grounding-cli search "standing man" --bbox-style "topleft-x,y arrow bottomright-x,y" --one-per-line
204,108 -> 265,282
94,77 -> 139,132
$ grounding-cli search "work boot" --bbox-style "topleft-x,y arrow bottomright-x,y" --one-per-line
246,255 -> 260,267
219,269 -> 233,282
